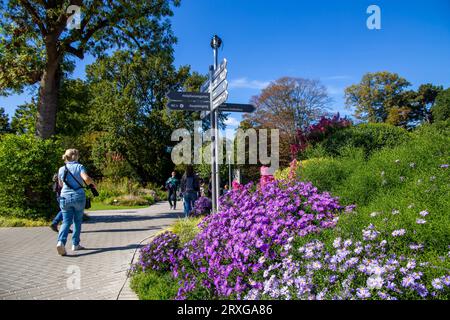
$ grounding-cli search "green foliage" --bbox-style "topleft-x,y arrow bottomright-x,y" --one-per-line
86,50 -> 193,184
130,270 -> 178,300
287,122 -> 450,287
170,217 -> 203,244
318,123 -> 410,157
296,123 -> 449,251
0,216 -> 49,227
0,0 -> 180,93
56,79 -> 91,137
432,88 -> 450,122
10,102 -> 36,134
345,72 -> 411,123
92,178 -> 166,208
194,143 -> 230,182
0,134 -> 63,219
95,178 -> 142,201
103,195 -> 153,206
0,107 -> 10,134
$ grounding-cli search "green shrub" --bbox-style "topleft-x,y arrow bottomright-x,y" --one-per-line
170,217 -> 203,244
0,134 -> 63,219
296,122 -> 450,257
318,123 -> 410,158
432,88 -> 450,122
0,216 -> 49,227
104,195 -> 150,206
300,122 -> 449,205
96,178 -> 141,201
130,270 -> 178,300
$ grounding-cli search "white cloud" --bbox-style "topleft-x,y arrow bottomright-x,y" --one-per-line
229,78 -> 271,90
326,85 -> 345,96
322,75 -> 353,81
224,116 -> 241,127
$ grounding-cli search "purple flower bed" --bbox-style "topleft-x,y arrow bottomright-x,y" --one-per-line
192,196 -> 212,216
136,231 -> 179,272
244,223 -> 450,300
172,180 -> 343,299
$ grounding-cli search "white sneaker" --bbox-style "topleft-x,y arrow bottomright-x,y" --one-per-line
56,242 -> 66,256
72,244 -> 85,251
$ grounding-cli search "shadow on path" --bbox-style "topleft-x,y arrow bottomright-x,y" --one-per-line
82,226 -> 166,234
64,244 -> 144,258
85,212 -> 182,224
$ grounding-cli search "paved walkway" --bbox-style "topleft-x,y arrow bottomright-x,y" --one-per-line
0,202 -> 182,300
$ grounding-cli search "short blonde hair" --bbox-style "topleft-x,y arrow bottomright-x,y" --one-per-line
62,149 -> 80,162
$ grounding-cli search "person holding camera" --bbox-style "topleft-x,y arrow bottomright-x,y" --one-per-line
56,149 -> 98,256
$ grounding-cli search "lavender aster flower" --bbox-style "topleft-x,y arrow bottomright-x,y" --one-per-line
419,210 -> 429,217
392,229 -> 406,237
416,219 -> 427,225
431,279 -> 443,290
356,288 -> 371,299
367,275 -> 384,289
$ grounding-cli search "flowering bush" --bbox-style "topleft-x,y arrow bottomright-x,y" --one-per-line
136,231 -> 179,272
245,223 -> 450,300
290,113 -> 352,158
172,179 -> 343,299
232,181 -> 242,190
192,196 -> 212,216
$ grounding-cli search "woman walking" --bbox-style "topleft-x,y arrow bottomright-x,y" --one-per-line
180,166 -> 199,218
56,149 -> 96,256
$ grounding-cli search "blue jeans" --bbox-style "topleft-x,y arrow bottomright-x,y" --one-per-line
57,193 -> 85,246
52,211 -> 63,225
52,196 -> 63,225
183,192 -> 198,218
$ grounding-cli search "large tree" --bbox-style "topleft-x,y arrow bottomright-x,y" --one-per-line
244,77 -> 331,165
386,84 -> 442,128
345,72 -> 411,123
0,0 -> 180,138
86,50 -> 194,183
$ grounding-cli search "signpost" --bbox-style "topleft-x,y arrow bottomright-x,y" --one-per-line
167,35 -> 255,213
167,101 -> 210,111
167,92 -> 210,101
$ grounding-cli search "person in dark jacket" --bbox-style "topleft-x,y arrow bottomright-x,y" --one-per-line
165,171 -> 179,210
180,166 -> 199,218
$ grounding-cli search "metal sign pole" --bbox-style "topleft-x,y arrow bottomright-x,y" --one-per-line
167,35 -> 255,214
209,65 -> 217,214
212,40 -> 221,212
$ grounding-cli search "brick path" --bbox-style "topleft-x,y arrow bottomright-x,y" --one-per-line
0,202 -> 182,300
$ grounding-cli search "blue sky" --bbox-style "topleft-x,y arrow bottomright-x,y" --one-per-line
1,0 -> 450,129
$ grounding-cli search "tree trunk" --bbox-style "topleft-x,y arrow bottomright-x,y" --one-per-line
36,42 -> 61,139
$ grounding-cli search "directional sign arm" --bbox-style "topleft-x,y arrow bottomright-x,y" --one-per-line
167,92 -> 210,101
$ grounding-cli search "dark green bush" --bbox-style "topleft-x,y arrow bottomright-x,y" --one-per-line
432,88 -> 450,122
318,123 -> 410,158
0,134 -> 63,219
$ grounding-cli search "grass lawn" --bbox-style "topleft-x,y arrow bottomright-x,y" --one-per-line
88,201 -> 150,211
